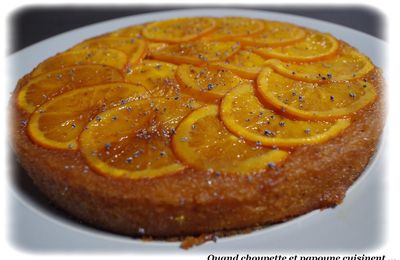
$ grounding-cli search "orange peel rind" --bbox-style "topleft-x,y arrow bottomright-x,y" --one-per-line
16,65 -> 123,114
27,83 -> 149,150
220,83 -> 351,148
172,105 -> 288,174
143,17 -> 216,43
254,33 -> 339,62
257,67 -> 377,120
79,97 -> 202,179
31,48 -> 128,77
264,46 -> 374,83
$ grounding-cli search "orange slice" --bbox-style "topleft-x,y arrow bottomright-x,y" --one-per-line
71,38 -> 147,67
203,17 -> 264,41
79,97 -> 202,179
220,83 -> 351,147
147,42 -> 169,52
27,83 -> 149,150
172,105 -> 288,174
240,21 -> 306,47
150,41 -> 241,65
125,60 -> 182,98
257,67 -> 377,120
72,37 -> 144,54
209,50 -> 266,80
143,17 -> 216,43
108,24 -> 144,38
176,64 -> 246,102
31,48 -> 128,77
16,65 -> 123,114
265,46 -> 374,83
254,33 -> 339,62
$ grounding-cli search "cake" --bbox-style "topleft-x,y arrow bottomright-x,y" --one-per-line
10,16 -> 384,246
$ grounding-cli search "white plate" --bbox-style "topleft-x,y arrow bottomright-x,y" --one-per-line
8,8 -> 386,252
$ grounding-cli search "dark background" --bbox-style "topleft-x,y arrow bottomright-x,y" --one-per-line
10,5 -> 385,54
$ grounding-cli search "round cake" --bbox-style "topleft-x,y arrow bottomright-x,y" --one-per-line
10,16 -> 384,242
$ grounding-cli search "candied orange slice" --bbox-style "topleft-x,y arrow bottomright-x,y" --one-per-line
254,33 -> 339,62
176,64 -> 246,103
209,50 -> 266,80
150,41 -> 240,65
125,60 -> 182,98
257,68 -> 377,120
147,42 -> 169,52
27,83 -> 149,150
240,21 -> 306,47
16,65 -> 123,114
220,83 -> 351,147
71,38 -> 147,67
143,17 -> 216,43
108,24 -> 144,38
79,97 -> 201,179
72,37 -> 144,54
265,46 -> 374,83
203,17 -> 264,41
31,48 -> 128,77
172,105 -> 288,174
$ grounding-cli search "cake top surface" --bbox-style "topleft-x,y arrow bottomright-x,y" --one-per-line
15,16 -> 379,179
